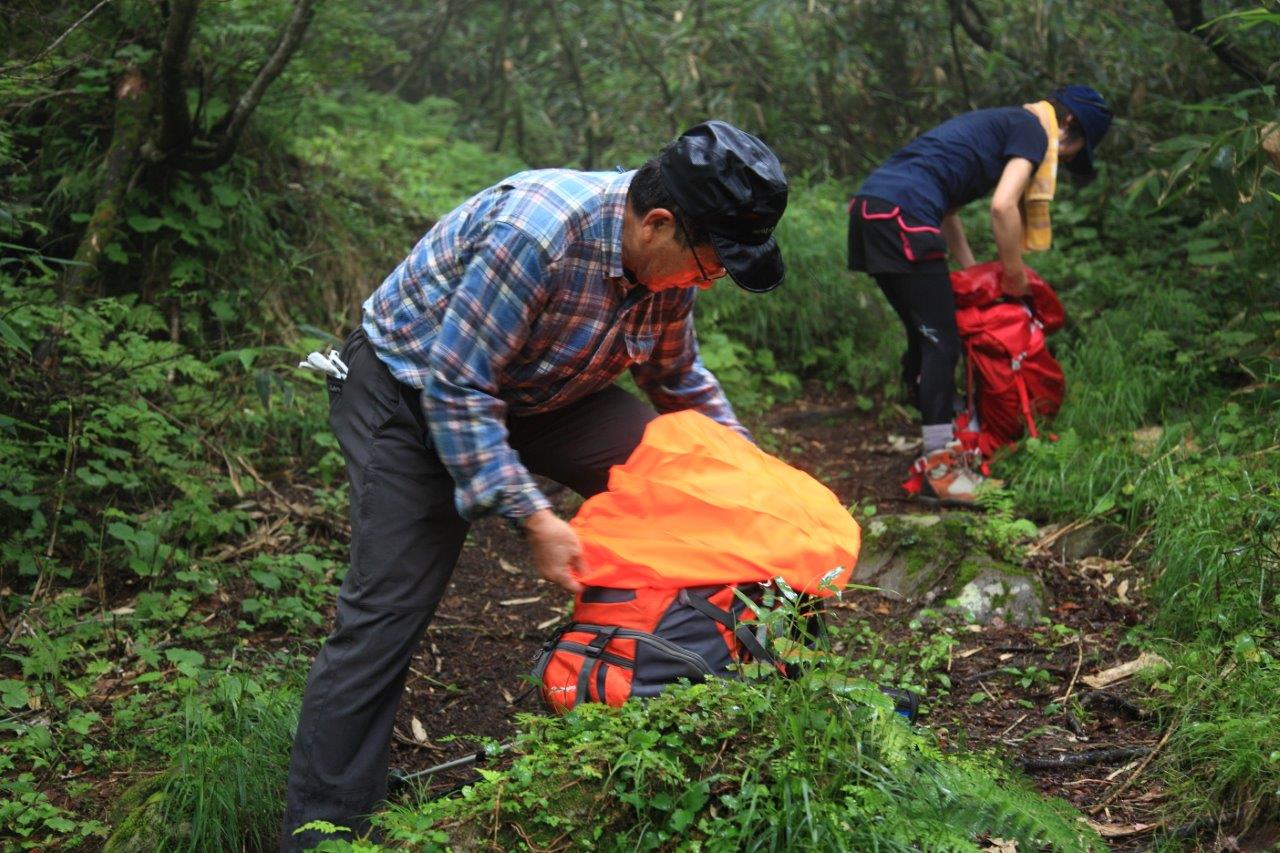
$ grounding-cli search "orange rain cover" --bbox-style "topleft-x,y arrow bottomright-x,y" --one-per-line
570,411 -> 860,594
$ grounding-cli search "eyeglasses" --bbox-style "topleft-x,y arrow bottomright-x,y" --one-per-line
677,218 -> 727,283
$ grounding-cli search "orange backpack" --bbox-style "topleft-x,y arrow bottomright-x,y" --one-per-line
531,411 -> 860,713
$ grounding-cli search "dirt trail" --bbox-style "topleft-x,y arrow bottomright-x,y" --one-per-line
389,388 -> 1166,845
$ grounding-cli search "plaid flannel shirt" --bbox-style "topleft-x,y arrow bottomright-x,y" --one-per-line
362,169 -> 744,523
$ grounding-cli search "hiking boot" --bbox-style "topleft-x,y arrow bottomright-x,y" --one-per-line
911,445 -> 986,506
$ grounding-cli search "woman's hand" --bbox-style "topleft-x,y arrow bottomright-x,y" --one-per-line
999,264 -> 1029,296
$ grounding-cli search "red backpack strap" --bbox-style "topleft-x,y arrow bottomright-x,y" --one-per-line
965,339 -> 977,418
1011,357 -> 1039,439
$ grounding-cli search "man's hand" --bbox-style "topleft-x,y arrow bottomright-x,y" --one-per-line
999,264 -> 1029,297
522,509 -> 585,594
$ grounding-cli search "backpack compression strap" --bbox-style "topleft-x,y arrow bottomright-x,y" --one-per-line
575,626 -> 618,704
676,589 -> 796,677
1010,354 -> 1040,439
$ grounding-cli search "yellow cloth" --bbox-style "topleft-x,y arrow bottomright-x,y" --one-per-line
1021,101 -> 1058,252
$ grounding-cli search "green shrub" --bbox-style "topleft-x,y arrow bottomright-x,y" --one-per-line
105,676 -> 299,852
368,673 -> 1097,852
288,93 -> 528,226
1152,647 -> 1280,833
998,190 -> 1279,836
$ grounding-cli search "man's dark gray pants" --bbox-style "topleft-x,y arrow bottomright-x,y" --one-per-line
280,329 -> 656,850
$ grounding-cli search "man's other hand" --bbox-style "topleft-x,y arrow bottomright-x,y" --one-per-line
523,509 -> 585,594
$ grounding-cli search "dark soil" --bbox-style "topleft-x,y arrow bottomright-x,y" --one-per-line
385,387 -> 1176,847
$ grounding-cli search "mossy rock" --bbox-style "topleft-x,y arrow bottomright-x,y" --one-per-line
854,514 -> 1048,624
949,556 -> 1046,627
442,780 -> 626,849
855,514 -> 971,603
1051,521 -> 1129,561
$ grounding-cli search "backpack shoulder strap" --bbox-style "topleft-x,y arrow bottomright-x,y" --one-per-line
677,588 -> 789,674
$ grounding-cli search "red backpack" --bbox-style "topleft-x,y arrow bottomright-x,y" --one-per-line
950,262 -> 1066,459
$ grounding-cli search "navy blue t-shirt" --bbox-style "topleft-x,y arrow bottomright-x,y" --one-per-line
857,107 -> 1048,226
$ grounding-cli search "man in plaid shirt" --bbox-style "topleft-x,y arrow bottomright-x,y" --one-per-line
282,120 -> 789,847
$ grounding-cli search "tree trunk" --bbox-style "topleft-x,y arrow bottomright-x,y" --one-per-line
155,0 -> 200,156
62,69 -> 151,303
175,0 -> 319,172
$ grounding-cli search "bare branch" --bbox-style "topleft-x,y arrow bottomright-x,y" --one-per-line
1161,0 -> 1276,89
544,0 -> 597,169
952,0 -> 992,52
947,0 -> 1052,85
3,0 -> 115,75
948,0 -> 975,109
389,0 -> 458,100
155,0 -> 200,155
177,0 -> 320,172
1015,746 -> 1152,773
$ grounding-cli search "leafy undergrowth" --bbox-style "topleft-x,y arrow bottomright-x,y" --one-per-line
998,208 -> 1280,838
351,674 -> 1099,852
103,676 -> 300,852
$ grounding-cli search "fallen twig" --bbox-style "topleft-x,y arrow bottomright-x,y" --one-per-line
1089,719 -> 1178,813
1120,526 -> 1152,563
1033,518 -> 1090,554
964,664 -> 1073,683
963,668 -> 1003,682
1015,746 -> 1151,772
998,713 -> 1029,738
391,725 -> 442,751
1169,807 -> 1250,840
1084,818 -> 1163,839
1060,634 -> 1085,704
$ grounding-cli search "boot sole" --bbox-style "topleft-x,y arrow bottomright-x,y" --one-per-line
915,494 -> 984,511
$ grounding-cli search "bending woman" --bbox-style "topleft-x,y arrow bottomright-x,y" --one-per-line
848,85 -> 1111,504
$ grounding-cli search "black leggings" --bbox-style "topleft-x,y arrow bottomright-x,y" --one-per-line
874,270 -> 961,426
